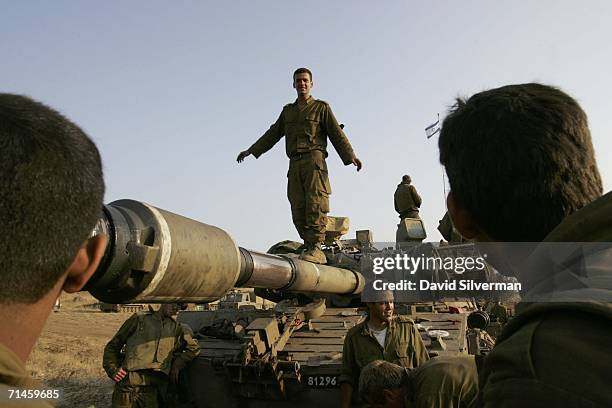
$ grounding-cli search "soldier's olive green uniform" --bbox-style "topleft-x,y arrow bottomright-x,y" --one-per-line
405,355 -> 478,408
340,315 -> 429,390
103,309 -> 200,408
0,343 -> 54,408
394,181 -> 422,219
479,191 -> 612,408
248,96 -> 356,245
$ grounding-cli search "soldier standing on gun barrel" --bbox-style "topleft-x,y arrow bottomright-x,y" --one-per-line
103,303 -> 200,408
237,67 -> 362,264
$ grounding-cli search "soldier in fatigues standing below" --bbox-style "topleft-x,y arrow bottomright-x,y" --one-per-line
103,303 -> 200,408
237,68 -> 362,264
394,175 -> 422,219
339,291 -> 429,408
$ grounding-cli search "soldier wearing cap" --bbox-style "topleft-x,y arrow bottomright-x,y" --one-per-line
340,290 -> 429,408
103,303 -> 200,408
237,67 -> 362,265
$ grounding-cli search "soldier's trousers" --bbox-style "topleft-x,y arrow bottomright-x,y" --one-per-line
111,371 -> 168,408
287,150 -> 331,245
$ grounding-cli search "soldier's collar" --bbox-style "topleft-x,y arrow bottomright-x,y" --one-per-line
361,317 -> 395,336
294,96 -> 314,106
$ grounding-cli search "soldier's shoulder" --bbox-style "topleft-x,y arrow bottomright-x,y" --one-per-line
394,315 -> 416,324
346,320 -> 367,338
315,99 -> 330,107
134,310 -> 153,320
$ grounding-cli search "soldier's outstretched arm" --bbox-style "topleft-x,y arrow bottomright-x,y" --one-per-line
242,111 -> 285,161
236,149 -> 251,162
102,313 -> 139,379
322,104 -> 358,168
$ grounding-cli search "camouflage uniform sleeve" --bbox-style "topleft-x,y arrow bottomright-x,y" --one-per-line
410,185 -> 422,208
322,103 -> 356,165
173,325 -> 200,365
102,313 -> 139,378
248,109 -> 285,158
339,332 -> 359,387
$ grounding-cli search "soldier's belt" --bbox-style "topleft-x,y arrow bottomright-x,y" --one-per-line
289,152 -> 314,161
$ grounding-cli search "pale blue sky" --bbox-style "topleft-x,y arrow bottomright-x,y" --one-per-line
3,1 -> 611,249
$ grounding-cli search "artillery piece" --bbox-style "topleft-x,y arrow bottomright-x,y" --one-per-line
84,199 -> 504,408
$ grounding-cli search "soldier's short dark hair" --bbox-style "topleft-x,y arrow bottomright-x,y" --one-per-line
0,94 -> 105,304
293,67 -> 312,81
359,360 -> 406,404
402,175 -> 411,183
439,83 -> 602,241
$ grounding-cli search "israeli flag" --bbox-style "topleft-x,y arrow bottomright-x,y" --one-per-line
425,114 -> 440,139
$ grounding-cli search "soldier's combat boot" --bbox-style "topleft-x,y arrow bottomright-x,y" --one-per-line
300,243 -> 327,264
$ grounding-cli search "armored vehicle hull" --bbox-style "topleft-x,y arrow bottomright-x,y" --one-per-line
179,302 -> 473,408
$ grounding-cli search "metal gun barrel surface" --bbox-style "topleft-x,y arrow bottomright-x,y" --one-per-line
86,199 -> 363,304
237,249 -> 364,294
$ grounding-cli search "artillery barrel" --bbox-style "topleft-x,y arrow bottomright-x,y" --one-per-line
85,199 -> 364,304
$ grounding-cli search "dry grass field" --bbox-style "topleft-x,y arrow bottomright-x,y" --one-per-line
26,293 -> 129,408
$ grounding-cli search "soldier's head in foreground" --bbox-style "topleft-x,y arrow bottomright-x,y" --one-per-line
359,360 -> 406,408
0,93 -> 107,361
401,175 -> 411,183
439,83 -> 602,242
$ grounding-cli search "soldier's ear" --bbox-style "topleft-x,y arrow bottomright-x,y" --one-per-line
447,192 -> 482,240
62,234 -> 108,293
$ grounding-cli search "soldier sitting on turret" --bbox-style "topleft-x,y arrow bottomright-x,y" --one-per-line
394,175 -> 422,220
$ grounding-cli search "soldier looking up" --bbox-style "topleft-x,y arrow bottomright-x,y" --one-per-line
438,83 -> 612,407
394,175 -> 422,219
358,358 -> 478,408
0,93 -> 108,407
103,303 -> 200,408
237,67 -> 362,264
339,290 -> 429,408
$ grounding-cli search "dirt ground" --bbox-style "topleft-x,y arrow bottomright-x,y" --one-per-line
26,293 -> 131,408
